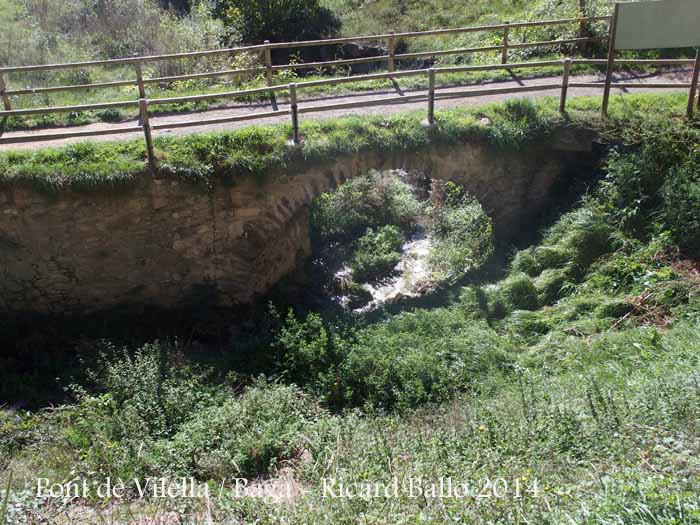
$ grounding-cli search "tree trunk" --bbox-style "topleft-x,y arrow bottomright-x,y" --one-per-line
578,0 -> 591,57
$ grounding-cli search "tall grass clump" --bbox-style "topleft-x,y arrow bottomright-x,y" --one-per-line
428,183 -> 495,283
274,307 -> 512,410
350,225 -> 404,282
311,170 -> 421,246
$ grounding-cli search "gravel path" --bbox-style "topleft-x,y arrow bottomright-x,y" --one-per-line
0,69 -> 693,151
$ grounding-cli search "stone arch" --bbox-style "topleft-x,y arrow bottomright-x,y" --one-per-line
0,130 -> 595,314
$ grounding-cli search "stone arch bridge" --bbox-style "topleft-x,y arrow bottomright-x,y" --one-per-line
0,128 -> 595,315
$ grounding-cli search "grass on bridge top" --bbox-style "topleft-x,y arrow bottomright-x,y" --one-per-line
0,92 -> 693,194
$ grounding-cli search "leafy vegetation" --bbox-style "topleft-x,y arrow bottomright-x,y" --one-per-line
349,225 -> 404,282
214,0 -> 340,44
2,94 -> 700,522
311,170 -> 420,245
428,182 -> 495,282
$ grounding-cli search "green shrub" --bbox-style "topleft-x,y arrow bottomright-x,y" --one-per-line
660,159 -> 700,257
498,273 -> 539,312
597,125 -> 700,239
511,249 -> 539,277
61,342 -> 220,479
274,310 -> 347,401
429,197 -> 494,282
350,225 -> 404,282
274,308 -> 511,411
535,265 -> 576,305
311,171 -> 421,245
340,309 -> 512,410
90,342 -> 216,440
157,380 -> 324,479
457,286 -> 489,320
215,0 -> 339,45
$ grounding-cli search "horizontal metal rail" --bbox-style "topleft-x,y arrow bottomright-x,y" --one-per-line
569,82 -> 692,89
151,109 -> 291,131
0,126 -> 144,144
0,57 -> 694,121
0,99 -> 139,118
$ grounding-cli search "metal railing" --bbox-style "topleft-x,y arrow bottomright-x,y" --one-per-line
0,15 -> 698,162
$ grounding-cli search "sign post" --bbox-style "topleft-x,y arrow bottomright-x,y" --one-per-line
688,48 -> 700,118
602,0 -> 700,118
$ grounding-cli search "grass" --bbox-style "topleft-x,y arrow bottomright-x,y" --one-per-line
0,91 -> 695,193
2,93 -> 700,522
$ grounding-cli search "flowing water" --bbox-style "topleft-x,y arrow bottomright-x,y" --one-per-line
334,231 -> 435,312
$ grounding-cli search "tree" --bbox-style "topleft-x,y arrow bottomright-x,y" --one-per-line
214,0 -> 340,45
578,0 -> 591,56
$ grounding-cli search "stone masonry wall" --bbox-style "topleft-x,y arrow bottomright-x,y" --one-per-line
0,131 -> 593,315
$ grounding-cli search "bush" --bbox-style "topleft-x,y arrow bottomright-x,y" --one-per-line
535,265 -> 576,305
597,126 -> 700,239
350,225 -> 404,282
157,380 -> 324,479
61,342 -> 219,479
215,0 -> 339,45
428,196 -> 494,282
89,342 -> 215,440
499,273 -> 540,312
660,159 -> 700,257
311,171 -> 421,245
273,308 -> 512,411
340,309 -> 512,410
457,286 -> 489,320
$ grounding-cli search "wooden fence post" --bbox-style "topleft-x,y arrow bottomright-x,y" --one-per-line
388,30 -> 396,73
0,73 -> 12,111
134,60 -> 146,99
264,40 -> 278,110
289,83 -> 300,144
427,68 -> 436,125
501,22 -> 510,64
560,58 -> 572,113
601,3 -> 620,118
687,47 -> 700,118
139,98 -> 157,170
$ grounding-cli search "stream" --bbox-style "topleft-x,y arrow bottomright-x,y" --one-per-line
334,231 -> 435,312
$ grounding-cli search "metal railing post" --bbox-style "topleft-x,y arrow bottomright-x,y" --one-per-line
139,98 -> 157,170
289,83 -> 300,144
0,72 -> 12,111
427,68 -> 436,125
388,30 -> 396,73
687,48 -> 700,118
560,58 -> 572,113
134,60 -> 146,99
264,40 -> 278,110
501,22 -> 510,64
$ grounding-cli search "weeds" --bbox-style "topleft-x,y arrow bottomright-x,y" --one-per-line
2,94 -> 700,522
